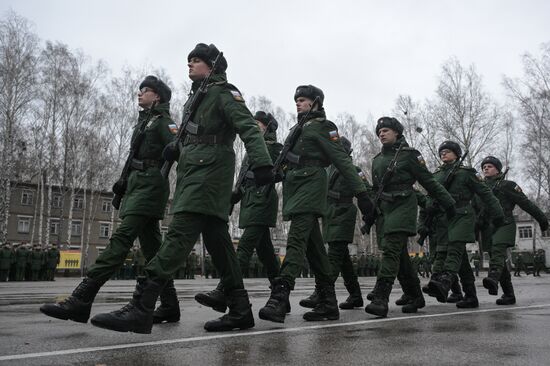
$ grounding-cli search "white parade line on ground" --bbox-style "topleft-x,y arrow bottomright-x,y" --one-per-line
1,303 -> 550,361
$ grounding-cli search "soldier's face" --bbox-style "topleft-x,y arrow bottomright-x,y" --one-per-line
188,57 -> 212,81
137,87 -> 160,109
440,149 -> 457,163
296,97 -> 315,114
482,163 -> 499,177
378,127 -> 398,145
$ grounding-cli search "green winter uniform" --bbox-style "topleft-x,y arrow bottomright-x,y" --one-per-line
15,247 -> 28,281
235,130 -> 283,281
278,110 -> 368,289
87,102 -> 175,282
427,162 -> 503,275
373,137 -> 454,284
478,175 -> 548,273
45,248 -> 60,281
323,163 -> 367,288
0,246 -> 13,281
145,73 -> 272,294
30,248 -> 44,281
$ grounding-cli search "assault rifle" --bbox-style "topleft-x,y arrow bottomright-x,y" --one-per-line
492,167 -> 509,192
360,144 -> 405,235
160,51 -> 224,179
111,103 -> 157,209
417,150 -> 469,246
260,96 -> 320,195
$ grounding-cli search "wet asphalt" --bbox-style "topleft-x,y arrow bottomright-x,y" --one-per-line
1,275 -> 550,366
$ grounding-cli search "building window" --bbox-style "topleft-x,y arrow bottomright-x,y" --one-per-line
518,226 -> 533,239
21,190 -> 34,205
52,194 -> 62,208
542,229 -> 550,238
73,196 -> 84,210
99,223 -> 111,238
17,216 -> 31,234
50,219 -> 60,235
71,221 -> 82,236
101,199 -> 112,213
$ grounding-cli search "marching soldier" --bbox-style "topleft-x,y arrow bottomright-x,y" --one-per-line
41,75 -> 181,325
365,117 -> 455,318
195,111 -> 282,312
89,43 -> 274,334
299,136 -> 368,310
258,85 -> 374,323
422,142 -> 504,308
478,156 -> 548,304
534,250 -> 546,277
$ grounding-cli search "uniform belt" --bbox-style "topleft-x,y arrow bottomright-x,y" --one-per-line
184,134 -> 225,145
131,158 -> 161,171
383,184 -> 413,192
286,159 -> 327,169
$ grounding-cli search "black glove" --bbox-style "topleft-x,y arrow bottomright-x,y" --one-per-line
112,179 -> 127,196
445,206 -> 456,220
252,166 -> 274,187
230,190 -> 242,205
539,218 -> 549,232
162,141 -> 180,163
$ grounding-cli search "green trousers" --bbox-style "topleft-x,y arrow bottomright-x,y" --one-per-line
377,232 -> 413,284
146,212 -> 244,291
327,241 -> 358,285
236,225 -> 280,280
279,214 -> 333,289
87,215 -> 162,283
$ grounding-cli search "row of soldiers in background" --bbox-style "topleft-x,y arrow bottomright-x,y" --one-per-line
0,242 -> 60,282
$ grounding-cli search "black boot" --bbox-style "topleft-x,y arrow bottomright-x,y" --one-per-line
365,279 -> 393,317
299,287 -> 320,309
90,277 -> 165,334
204,289 -> 255,331
401,282 -> 425,314
304,285 -> 340,321
195,281 -> 227,313
366,280 -> 382,301
40,277 -> 103,323
482,268 -> 501,296
339,281 -> 364,309
258,278 -> 291,323
395,294 -> 413,306
446,279 -> 463,303
456,282 -> 479,308
153,279 -> 180,324
426,272 -> 456,303
496,268 -> 516,305
422,272 -> 441,297
270,277 -> 291,313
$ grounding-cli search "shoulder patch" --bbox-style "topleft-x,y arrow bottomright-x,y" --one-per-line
329,130 -> 340,141
230,89 -> 244,102
514,184 -> 523,193
168,123 -> 178,134
415,152 -> 426,166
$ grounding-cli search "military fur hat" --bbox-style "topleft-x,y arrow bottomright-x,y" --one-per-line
253,111 -> 278,131
294,85 -> 324,108
187,43 -> 228,74
375,117 -> 404,136
438,140 -> 462,158
139,75 -> 172,103
481,156 -> 502,172
340,136 -> 353,155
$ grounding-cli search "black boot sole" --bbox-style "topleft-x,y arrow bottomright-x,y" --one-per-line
258,309 -> 285,323
195,294 -> 227,313
153,315 -> 181,324
90,317 -> 152,334
40,305 -> 89,323
482,278 -> 499,296
303,313 -> 340,321
426,282 -> 448,303
365,305 -> 388,318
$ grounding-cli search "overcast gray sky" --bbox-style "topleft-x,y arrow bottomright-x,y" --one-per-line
2,0 -> 549,122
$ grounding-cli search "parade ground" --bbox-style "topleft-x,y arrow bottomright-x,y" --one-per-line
1,275 -> 550,365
